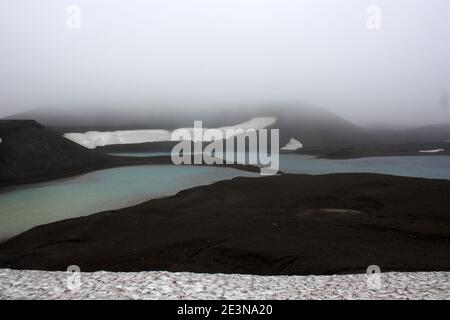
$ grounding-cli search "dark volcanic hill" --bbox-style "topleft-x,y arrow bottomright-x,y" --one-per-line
0,120 -> 129,187
6,103 -> 369,146
7,103 -> 450,158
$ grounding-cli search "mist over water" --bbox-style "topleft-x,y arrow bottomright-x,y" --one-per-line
0,0 -> 448,126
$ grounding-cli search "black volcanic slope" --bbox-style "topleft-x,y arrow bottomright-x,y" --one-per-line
1,173 -> 449,275
0,120 -> 260,188
0,120 -> 129,187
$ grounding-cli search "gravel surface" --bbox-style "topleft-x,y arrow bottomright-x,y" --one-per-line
1,269 -> 449,300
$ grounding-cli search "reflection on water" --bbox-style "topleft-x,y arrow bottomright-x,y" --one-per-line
0,165 -> 256,240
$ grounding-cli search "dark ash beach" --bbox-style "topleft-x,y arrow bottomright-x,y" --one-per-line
1,173 -> 449,275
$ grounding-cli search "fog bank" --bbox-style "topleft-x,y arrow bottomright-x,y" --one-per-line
0,0 -> 448,126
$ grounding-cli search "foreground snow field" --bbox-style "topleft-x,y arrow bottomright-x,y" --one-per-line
1,269 -> 449,300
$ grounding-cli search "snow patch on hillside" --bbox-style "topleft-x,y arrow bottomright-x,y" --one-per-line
281,138 -> 303,151
64,117 -> 277,149
419,149 -> 445,153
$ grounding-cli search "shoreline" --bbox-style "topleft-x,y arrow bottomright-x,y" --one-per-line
295,144 -> 450,159
0,155 -> 261,191
1,172 -> 449,275
3,149 -> 449,191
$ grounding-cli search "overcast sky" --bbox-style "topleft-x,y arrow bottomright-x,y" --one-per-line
0,0 -> 448,126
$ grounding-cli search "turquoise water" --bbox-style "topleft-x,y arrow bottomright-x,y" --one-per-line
109,152 -> 450,180
0,165 -> 257,240
280,154 -> 450,180
193,152 -> 450,180
1,154 -> 449,240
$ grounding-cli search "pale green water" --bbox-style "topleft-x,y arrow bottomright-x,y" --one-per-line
110,152 -> 450,180
223,153 -> 450,179
0,165 -> 257,240
280,155 -> 450,180
1,154 -> 449,240
201,152 -> 450,180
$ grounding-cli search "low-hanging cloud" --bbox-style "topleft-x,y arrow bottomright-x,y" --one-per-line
0,0 -> 448,126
